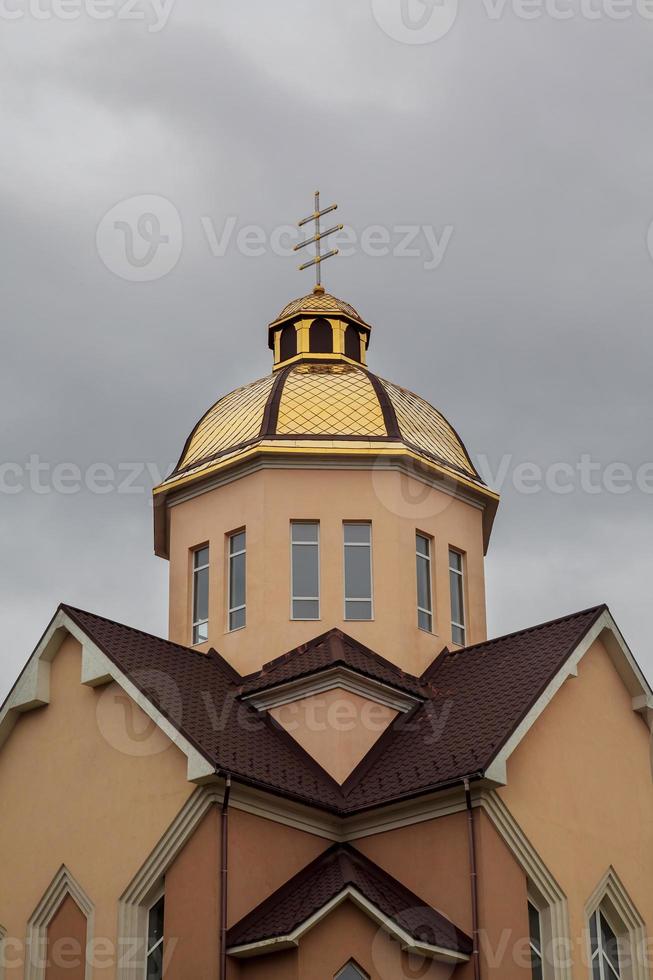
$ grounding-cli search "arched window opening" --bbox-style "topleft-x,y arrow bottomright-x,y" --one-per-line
589,908 -> 622,980
585,868 -> 647,980
335,961 -> 368,980
279,324 -> 297,362
309,318 -> 333,354
344,325 -> 361,362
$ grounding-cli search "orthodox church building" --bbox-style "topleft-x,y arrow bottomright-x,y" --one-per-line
1,267 -> 652,979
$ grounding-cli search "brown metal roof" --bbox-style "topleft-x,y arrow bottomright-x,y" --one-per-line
61,603 -> 606,815
226,842 -> 472,956
239,627 -> 430,700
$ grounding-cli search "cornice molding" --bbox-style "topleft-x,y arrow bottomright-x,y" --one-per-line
242,666 -> 420,713
226,885 -> 469,964
485,609 -> 653,786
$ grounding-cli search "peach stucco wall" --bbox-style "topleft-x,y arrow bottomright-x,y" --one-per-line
167,466 -> 488,675
164,808 -> 220,980
354,809 -> 531,980
161,804 -> 328,980
0,634 -> 194,978
45,895 -> 87,980
226,808 -> 327,927
269,688 -> 398,783
498,636 -> 653,978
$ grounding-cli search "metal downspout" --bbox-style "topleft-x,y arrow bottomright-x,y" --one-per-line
219,773 -> 232,980
464,777 -> 481,980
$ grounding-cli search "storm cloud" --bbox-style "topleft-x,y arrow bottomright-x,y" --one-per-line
1,0 -> 653,698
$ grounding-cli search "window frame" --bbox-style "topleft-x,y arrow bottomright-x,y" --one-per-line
416,531 -> 434,633
529,899 -> 544,980
584,868 -> 648,980
227,529 -> 247,633
335,960 -> 369,980
191,545 -> 210,646
144,888 -> 165,980
448,547 -> 466,646
343,522 -> 374,621
290,521 -> 321,621
589,908 -> 623,980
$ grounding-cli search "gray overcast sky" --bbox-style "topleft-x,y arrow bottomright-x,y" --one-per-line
2,0 -> 653,700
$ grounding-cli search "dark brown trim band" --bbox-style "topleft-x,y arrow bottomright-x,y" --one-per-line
260,364 -> 293,437
365,371 -> 401,439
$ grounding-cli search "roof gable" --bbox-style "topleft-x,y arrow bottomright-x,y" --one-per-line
226,843 -> 471,963
2,602 -> 650,816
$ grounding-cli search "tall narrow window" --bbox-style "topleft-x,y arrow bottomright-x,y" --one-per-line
590,909 -> 622,980
416,533 -> 433,632
192,546 -> 209,644
528,901 -> 544,980
344,523 -> 373,620
291,522 -> 320,620
309,317 -> 333,353
228,530 -> 246,631
449,548 -> 466,645
344,325 -> 361,362
279,323 -> 297,361
146,893 -> 165,980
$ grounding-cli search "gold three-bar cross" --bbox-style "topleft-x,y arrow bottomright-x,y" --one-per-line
294,191 -> 343,293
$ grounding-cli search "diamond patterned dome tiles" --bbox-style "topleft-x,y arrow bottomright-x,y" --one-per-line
275,364 -> 386,437
180,374 -> 275,471
272,291 -> 366,326
378,377 -> 477,478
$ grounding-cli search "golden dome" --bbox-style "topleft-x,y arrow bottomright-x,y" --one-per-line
269,290 -> 370,330
153,290 -> 499,558
161,362 -> 484,490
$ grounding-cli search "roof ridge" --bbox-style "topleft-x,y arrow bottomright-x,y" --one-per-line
240,626 -> 425,689
241,627 -> 345,680
444,603 -> 608,658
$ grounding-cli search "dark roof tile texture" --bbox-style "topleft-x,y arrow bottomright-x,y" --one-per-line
342,605 -> 605,810
226,842 -> 472,956
60,603 -> 606,814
